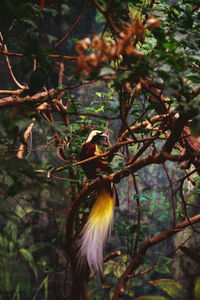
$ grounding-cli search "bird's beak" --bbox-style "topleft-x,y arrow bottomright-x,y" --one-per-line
100,133 -> 108,138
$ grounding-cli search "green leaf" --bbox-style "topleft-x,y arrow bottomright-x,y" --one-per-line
32,275 -> 48,300
190,115 -> 200,137
155,264 -> 170,274
104,260 -> 115,275
55,217 -> 66,223
194,275 -> 200,300
20,248 -> 38,279
42,7 -> 58,17
124,284 -> 135,297
96,92 -> 101,97
113,263 -> 126,278
186,75 -> 200,84
157,256 -> 173,265
156,256 -> 173,274
23,19 -> 37,29
149,279 -> 187,300
11,283 -> 20,300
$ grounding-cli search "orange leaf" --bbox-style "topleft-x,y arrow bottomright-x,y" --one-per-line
147,15 -> 160,31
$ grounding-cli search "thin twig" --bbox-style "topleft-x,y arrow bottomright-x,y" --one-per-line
178,180 -> 200,234
0,49 -> 77,60
92,0 -> 120,34
54,0 -> 89,48
50,173 -> 79,182
128,265 -> 157,278
132,172 -> 141,254
173,167 -> 200,186
35,165 -> 68,174
0,32 -> 25,89
11,196 -> 32,224
103,250 -> 121,263
163,162 -> 177,228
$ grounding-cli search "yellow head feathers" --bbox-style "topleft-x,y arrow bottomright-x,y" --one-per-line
86,130 -> 108,143
86,130 -> 102,143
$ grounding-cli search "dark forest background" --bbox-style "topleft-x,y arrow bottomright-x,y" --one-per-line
0,0 -> 200,299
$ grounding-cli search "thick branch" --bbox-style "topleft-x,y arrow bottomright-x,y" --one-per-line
73,136 -> 164,167
162,113 -> 194,154
109,150 -> 192,185
0,89 -> 57,109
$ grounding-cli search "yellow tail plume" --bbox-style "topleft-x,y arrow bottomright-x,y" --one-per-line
78,187 -> 114,275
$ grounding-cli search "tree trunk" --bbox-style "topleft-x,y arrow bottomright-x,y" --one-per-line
70,255 -> 90,300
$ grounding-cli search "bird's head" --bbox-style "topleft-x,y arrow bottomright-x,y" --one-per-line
86,130 -> 108,144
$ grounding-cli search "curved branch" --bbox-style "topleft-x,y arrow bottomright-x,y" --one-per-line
103,250 -> 121,263
17,118 -> 35,159
54,0 -> 89,48
121,114 -> 167,139
0,32 -> 25,89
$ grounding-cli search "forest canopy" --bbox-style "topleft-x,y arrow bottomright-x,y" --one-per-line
0,0 -> 200,300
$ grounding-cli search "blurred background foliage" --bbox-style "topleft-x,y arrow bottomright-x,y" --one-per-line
0,0 -> 200,299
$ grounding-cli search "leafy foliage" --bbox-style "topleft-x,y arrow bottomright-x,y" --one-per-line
135,275 -> 200,300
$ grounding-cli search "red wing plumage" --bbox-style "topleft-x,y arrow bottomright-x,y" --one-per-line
80,142 -> 112,179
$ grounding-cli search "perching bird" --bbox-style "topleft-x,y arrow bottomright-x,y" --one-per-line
78,130 -> 118,275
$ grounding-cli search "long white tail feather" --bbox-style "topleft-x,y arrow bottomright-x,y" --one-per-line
78,187 -> 114,275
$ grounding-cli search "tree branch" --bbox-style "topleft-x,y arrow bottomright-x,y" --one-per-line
0,32 -> 25,89
162,113 -> 194,154
17,118 -> 35,159
103,250 -> 121,263
0,89 -> 57,109
0,49 -> 77,61
54,0 -> 89,48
